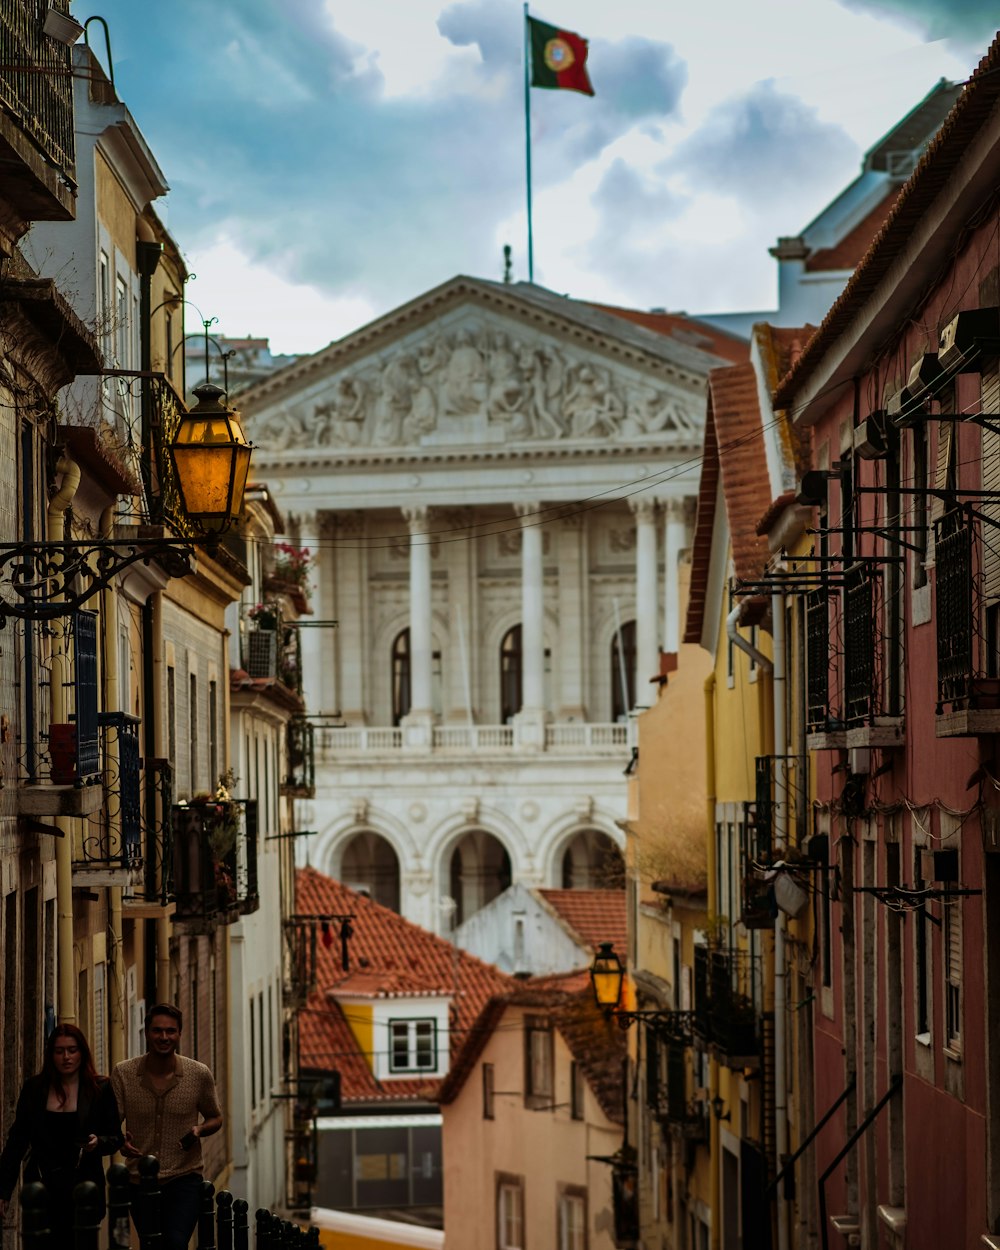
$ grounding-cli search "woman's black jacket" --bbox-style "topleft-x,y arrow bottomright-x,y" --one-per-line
0,1073 -> 122,1201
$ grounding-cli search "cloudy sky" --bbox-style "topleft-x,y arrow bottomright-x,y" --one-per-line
86,1 -> 996,353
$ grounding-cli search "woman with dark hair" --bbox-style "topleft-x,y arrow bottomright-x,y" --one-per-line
0,1025 -> 122,1238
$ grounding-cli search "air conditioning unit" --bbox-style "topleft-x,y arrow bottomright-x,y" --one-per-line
887,385 -> 922,429
939,306 -> 1000,374
889,353 -> 943,429
854,411 -> 886,460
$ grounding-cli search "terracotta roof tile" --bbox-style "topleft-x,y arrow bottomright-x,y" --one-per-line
535,889 -> 627,956
803,191 -> 898,272
589,302 -> 749,365
296,867 -> 512,1104
774,36 -> 1000,411
439,983 -> 626,1125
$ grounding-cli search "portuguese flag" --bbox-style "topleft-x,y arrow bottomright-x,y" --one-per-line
527,16 -> 594,96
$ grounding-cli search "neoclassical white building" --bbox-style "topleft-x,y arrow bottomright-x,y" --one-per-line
239,278 -> 744,933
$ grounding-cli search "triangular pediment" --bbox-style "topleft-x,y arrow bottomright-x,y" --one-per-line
241,278 -> 727,461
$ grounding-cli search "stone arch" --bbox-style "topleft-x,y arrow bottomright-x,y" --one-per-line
541,810 -> 625,889
313,803 -> 419,882
559,829 -> 625,890
427,810 -> 523,932
445,829 -> 512,929
593,605 -> 638,721
339,830 -> 401,912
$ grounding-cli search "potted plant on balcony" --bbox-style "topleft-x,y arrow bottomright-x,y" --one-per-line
246,601 -> 280,677
267,542 -> 312,611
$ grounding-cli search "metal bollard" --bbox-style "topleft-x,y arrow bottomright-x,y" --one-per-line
232,1200 -> 249,1250
215,1191 -> 233,1250
73,1181 -> 102,1250
137,1156 -> 162,1250
106,1163 -> 132,1250
254,1210 -> 271,1250
19,1181 -> 50,1250
197,1182 -> 216,1250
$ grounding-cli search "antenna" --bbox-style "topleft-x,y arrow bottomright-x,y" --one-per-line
502,244 -> 513,284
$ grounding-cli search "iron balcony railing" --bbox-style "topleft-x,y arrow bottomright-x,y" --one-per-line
18,610 -> 100,788
844,563 -> 876,726
283,917 -> 318,1010
73,713 -> 141,871
806,588 -> 845,733
934,508 -> 991,713
241,607 -> 303,692
0,0 -> 76,184
693,945 -> 761,1064
172,798 -> 259,929
283,715 -> 314,796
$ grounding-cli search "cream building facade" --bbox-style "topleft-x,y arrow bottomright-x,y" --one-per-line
240,279 -> 743,934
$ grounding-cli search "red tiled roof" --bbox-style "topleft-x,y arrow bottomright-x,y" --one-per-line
296,867 -> 512,1104
439,982 -> 626,1125
774,35 -> 1000,411
588,302 -> 749,364
803,191 -> 898,272
684,323 -> 818,643
536,889 -> 627,956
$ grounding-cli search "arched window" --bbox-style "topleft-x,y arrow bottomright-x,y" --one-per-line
561,830 -> 624,889
391,629 -> 410,726
500,625 -> 522,723
611,620 -> 637,722
449,832 -> 512,928
341,832 -> 401,912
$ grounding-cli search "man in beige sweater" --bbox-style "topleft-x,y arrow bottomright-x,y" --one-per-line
111,1004 -> 223,1250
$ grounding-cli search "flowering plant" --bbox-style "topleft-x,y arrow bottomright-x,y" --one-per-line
247,600 -> 281,630
272,542 -> 311,588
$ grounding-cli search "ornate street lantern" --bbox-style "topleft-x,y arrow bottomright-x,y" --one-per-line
170,382 -> 252,535
589,941 -> 624,1011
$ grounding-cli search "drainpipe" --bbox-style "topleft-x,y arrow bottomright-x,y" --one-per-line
50,453 -> 80,1024
705,672 -> 721,1250
771,592 -> 789,1250
100,504 -> 126,1065
726,605 -> 773,673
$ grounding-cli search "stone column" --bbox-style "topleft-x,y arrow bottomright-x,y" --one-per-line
334,513 -> 366,723
631,496 -> 659,708
297,511 -> 324,713
663,498 -> 686,656
514,502 -> 546,747
403,506 -> 434,739
556,513 -> 585,720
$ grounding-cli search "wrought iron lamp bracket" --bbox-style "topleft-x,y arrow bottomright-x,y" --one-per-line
0,538 -> 195,624
609,1007 -> 698,1041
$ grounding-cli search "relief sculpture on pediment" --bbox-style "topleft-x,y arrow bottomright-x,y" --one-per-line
251,318 -> 703,453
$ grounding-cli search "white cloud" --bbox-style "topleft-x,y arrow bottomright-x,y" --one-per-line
184,237 -> 377,355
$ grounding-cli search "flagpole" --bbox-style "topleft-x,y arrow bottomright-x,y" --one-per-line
523,2 -> 534,283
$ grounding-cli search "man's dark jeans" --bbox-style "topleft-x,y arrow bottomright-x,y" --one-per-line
131,1172 -> 203,1250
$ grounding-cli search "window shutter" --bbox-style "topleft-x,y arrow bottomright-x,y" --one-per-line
983,358 -> 1000,602
945,895 -> 962,1047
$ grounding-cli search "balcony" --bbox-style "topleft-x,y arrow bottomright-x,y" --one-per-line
0,0 -> 76,229
657,1036 -> 708,1141
806,589 -> 846,749
283,918 -> 318,1010
172,798 -> 259,931
71,713 -> 142,884
317,721 -> 632,758
242,604 -> 303,693
18,610 -> 104,818
843,563 -> 904,749
282,715 -> 315,797
694,945 -> 761,1068
935,509 -> 1000,736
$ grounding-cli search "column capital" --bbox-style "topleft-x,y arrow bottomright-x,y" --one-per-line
514,501 -> 541,527
403,505 -> 431,536
628,495 -> 658,522
662,496 -> 686,522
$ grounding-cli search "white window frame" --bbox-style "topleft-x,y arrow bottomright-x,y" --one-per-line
558,1191 -> 586,1250
497,1180 -> 524,1250
388,1017 -> 437,1073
